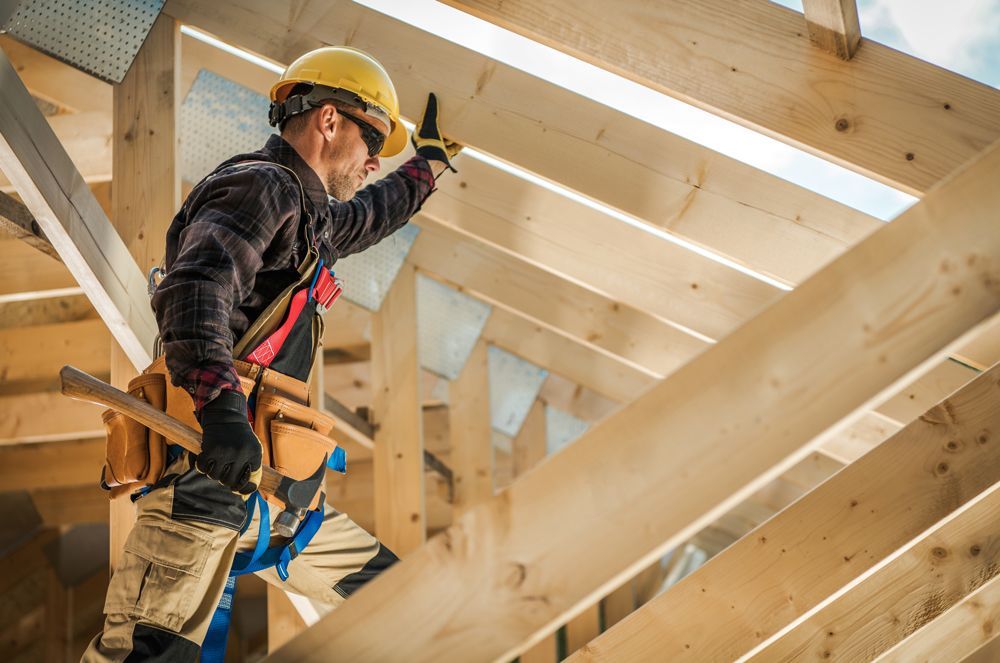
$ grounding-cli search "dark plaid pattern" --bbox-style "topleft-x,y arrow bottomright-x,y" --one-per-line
152,134 -> 435,410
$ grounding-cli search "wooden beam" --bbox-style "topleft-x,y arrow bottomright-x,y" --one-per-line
749,481 -> 1000,660
29,485 -> 108,527
409,218 -> 704,377
875,573 -> 1000,663
163,0 -> 880,286
371,265 -> 425,555
0,319 -> 110,393
0,48 -> 154,368
802,0 -> 862,60
0,437 -> 105,491
112,13 -> 180,274
270,138 -> 1000,662
448,339 -> 493,516
426,156 -> 780,341
0,112 -> 113,193
439,0 -> 1000,195
0,391 -> 104,444
0,294 -> 96,330
569,361 -> 1000,661
482,306 -> 655,404
0,191 -> 59,259
267,585 -> 308,654
0,36 -> 111,113
109,13 -> 180,572
511,399 -> 558,663
0,240 -> 76,299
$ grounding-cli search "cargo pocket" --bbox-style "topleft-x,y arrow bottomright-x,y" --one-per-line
104,519 -> 213,633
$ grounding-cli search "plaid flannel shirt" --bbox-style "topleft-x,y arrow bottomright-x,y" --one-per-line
152,134 -> 435,411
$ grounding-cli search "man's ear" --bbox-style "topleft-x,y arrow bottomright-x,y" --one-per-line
318,104 -> 339,141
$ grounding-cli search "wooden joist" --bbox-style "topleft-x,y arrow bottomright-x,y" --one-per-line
0,49 -> 154,368
0,319 -> 110,393
0,112 -> 113,193
874,573 -> 1000,663
802,0 -> 862,60
163,0 -> 880,286
569,361 -> 1000,661
269,113 -> 1000,663
0,240 -> 76,300
0,191 -> 59,259
440,0 -> 1000,195
408,219 -> 703,377
0,437 -> 105,491
426,153 -> 781,342
0,391 -> 104,444
748,480 -> 1000,661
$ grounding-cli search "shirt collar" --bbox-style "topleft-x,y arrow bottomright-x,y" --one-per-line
261,134 -> 330,212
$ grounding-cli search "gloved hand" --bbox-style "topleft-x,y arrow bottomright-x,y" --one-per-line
196,389 -> 262,495
411,92 -> 462,173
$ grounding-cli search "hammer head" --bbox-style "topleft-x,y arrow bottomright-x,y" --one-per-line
272,454 -> 327,537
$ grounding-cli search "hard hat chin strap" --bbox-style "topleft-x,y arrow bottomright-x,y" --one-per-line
269,84 -> 391,131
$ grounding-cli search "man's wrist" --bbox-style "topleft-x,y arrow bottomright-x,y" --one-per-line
428,159 -> 451,178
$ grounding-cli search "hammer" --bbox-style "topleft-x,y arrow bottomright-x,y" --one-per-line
60,365 -> 325,537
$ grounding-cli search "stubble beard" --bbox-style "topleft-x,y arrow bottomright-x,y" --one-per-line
325,170 -> 357,202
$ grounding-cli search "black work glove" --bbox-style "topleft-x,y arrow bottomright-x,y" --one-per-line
196,390 -> 263,495
411,92 -> 462,173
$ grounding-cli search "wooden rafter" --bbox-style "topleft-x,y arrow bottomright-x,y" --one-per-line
875,573 -> 1000,662
440,0 -> 1000,195
749,480 -> 1000,660
162,0 -> 881,286
570,361 -> 1000,660
0,49 -> 154,369
802,0 -> 862,60
269,121 -> 1000,663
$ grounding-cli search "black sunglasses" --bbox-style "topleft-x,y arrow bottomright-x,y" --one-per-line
339,111 -> 386,157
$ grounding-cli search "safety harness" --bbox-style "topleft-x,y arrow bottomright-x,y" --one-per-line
177,159 -> 344,662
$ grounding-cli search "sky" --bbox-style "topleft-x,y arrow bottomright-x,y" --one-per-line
356,0 -> 1000,222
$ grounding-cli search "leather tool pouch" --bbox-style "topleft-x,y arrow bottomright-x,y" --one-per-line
253,388 -> 337,511
101,373 -> 168,493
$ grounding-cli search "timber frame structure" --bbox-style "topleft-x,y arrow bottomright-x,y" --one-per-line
0,0 -> 998,661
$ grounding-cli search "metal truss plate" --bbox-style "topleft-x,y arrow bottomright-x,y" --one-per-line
489,346 -> 547,437
2,0 -> 165,84
416,275 -> 491,380
180,69 -> 274,183
545,406 -> 589,455
334,224 -> 420,312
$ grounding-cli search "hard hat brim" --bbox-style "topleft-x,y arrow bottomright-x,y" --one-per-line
380,121 -> 408,157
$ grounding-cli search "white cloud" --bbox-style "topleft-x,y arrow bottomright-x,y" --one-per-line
860,0 -> 1000,72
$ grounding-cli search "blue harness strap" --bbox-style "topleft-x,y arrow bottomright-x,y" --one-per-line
198,495 -> 325,662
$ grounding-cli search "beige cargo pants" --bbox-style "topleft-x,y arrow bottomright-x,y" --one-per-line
82,453 -> 396,661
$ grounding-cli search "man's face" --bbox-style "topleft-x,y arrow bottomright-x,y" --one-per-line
322,107 -> 385,201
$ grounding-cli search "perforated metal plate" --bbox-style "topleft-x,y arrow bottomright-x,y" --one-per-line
416,275 -> 491,380
488,346 -> 547,437
545,406 -> 589,455
2,0 -> 165,84
180,69 -> 274,183
334,224 -> 420,312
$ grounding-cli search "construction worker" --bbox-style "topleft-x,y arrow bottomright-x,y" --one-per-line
83,46 -> 460,661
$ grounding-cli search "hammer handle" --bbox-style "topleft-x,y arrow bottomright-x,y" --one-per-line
60,365 -> 281,495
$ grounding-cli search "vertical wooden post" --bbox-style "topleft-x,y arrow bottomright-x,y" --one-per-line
448,338 -> 492,517
109,13 -> 180,571
44,568 -> 70,663
512,399 -> 557,663
267,585 -> 308,653
371,265 -> 425,555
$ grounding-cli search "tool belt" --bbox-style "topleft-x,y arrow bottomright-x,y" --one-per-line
101,356 -> 339,510
102,158 -> 345,510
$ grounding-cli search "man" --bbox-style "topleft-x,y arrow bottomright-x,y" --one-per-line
83,46 -> 460,661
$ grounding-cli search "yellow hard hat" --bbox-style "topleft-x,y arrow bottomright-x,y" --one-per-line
269,46 -> 407,157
